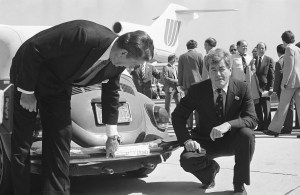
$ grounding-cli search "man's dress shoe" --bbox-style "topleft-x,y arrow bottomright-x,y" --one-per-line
201,161 -> 220,189
234,183 -> 247,195
263,130 -> 279,137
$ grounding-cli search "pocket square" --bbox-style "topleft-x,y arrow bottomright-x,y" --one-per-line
234,96 -> 240,100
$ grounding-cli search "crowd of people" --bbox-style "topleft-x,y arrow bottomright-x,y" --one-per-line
168,32 -> 299,195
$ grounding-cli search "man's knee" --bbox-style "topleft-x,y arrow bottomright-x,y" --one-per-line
180,150 -> 209,172
235,128 -> 255,144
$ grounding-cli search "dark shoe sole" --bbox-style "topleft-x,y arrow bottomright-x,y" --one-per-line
263,130 -> 279,137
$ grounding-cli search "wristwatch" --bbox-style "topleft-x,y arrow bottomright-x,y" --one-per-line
108,135 -> 121,144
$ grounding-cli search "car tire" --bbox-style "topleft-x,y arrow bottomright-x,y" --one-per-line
0,138 -> 12,195
126,164 -> 157,177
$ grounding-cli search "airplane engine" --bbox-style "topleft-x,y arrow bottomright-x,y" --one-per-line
112,21 -> 149,35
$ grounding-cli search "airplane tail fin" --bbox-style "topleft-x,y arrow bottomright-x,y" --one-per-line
112,3 -> 237,62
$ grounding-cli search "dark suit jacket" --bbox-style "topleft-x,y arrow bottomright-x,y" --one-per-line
178,50 -> 203,90
273,55 -> 284,95
162,64 -> 178,92
254,55 -> 274,91
172,78 -> 258,145
130,63 -> 160,95
10,20 -> 125,124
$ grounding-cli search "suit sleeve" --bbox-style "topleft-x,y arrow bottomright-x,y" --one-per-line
171,86 -> 197,145
178,56 -> 183,87
15,26 -> 91,92
273,62 -> 282,93
267,57 -> 275,90
198,54 -> 204,76
282,46 -> 294,86
227,84 -> 258,131
101,72 -> 122,125
162,66 -> 178,85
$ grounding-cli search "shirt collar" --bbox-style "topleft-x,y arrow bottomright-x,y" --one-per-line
101,37 -> 118,60
212,81 -> 229,95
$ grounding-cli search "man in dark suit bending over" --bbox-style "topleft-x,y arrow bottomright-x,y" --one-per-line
172,48 -> 257,195
10,20 -> 154,195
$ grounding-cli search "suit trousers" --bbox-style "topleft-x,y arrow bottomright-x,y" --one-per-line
137,82 -> 152,99
269,87 -> 300,133
164,90 -> 181,114
277,94 -> 294,133
11,88 -> 72,195
254,97 -> 271,130
180,128 -> 255,185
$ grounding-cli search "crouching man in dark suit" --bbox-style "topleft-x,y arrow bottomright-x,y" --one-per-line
172,48 -> 257,195
10,20 -> 154,195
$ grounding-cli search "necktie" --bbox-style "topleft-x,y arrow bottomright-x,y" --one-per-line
257,57 -> 262,71
215,89 -> 224,125
141,63 -> 146,79
74,59 -> 110,86
240,54 -> 247,74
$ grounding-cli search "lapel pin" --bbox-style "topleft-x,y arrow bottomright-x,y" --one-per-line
102,79 -> 109,83
235,96 -> 240,100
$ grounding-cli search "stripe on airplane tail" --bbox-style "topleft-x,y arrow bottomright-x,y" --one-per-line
164,19 -> 181,47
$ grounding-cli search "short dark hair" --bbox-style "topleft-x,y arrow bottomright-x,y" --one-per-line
186,40 -> 198,49
168,54 -> 177,62
296,42 -> 300,48
237,40 -> 247,47
206,48 -> 231,71
276,44 -> 285,55
117,30 -> 154,61
281,30 -> 295,44
205,37 -> 217,47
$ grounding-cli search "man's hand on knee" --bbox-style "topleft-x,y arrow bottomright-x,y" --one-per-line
210,122 -> 231,141
184,139 -> 201,152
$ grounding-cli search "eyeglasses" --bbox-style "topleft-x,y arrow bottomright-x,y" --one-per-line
230,49 -> 237,52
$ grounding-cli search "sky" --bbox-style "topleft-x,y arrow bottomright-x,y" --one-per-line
0,0 -> 300,60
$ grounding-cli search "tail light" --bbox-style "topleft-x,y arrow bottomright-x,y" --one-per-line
145,104 -> 169,131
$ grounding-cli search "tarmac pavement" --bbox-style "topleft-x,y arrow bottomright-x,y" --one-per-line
69,129 -> 300,195
140,130 -> 300,195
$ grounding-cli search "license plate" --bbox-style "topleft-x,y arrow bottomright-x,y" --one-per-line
93,102 -> 132,125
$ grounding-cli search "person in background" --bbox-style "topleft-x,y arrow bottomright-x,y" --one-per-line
273,44 -> 294,134
229,44 -> 238,55
172,48 -> 257,195
230,40 -> 253,82
202,37 -> 217,80
294,42 -> 300,129
130,61 -> 160,99
9,20 -> 154,195
266,31 -> 300,138
162,54 -> 183,115
253,42 -> 274,132
178,40 -> 204,130
252,47 -> 258,59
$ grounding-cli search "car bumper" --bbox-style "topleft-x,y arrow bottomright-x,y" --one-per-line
30,139 -> 179,176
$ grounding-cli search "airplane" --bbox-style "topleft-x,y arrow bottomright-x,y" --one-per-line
0,3 -> 237,80
111,3 -> 238,63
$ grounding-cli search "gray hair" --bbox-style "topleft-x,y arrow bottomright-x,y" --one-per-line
205,48 -> 231,71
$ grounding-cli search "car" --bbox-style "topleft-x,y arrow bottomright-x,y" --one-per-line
0,24 -> 179,194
